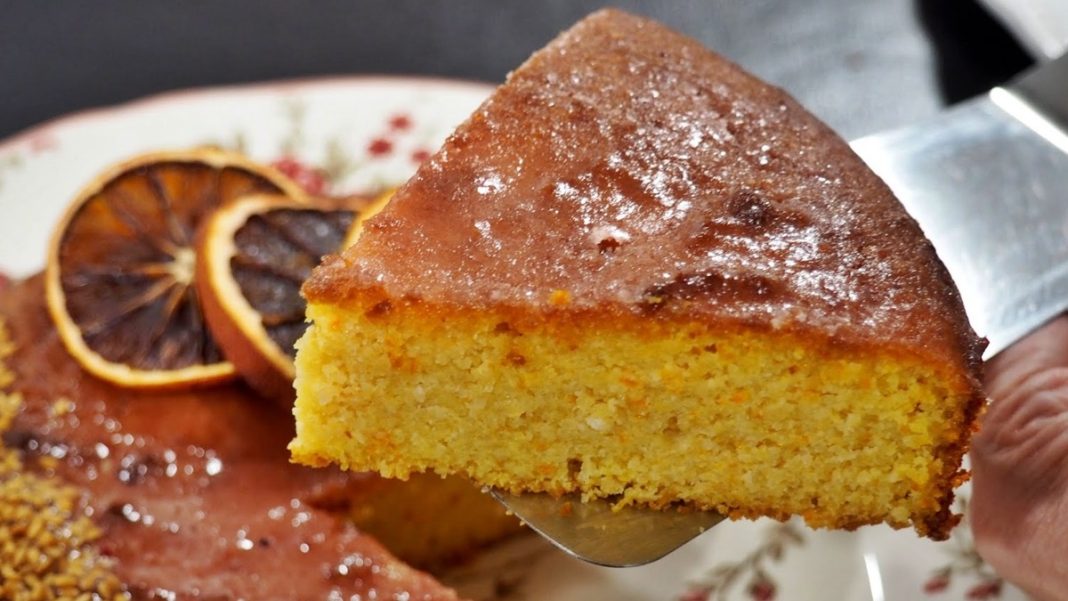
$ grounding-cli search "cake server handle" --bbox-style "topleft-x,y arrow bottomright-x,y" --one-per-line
852,52 -> 1068,358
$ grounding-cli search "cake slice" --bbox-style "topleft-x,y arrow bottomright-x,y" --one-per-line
291,9 -> 985,539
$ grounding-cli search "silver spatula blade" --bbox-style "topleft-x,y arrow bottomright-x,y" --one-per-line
852,52 -> 1068,357
490,489 -> 724,567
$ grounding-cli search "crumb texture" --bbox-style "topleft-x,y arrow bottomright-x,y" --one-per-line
293,303 -> 975,539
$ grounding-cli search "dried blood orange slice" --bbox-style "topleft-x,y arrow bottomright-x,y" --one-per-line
45,149 -> 305,389
195,192 -> 390,401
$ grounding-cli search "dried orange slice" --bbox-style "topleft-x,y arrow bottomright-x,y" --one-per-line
195,191 -> 391,401
45,149 -> 305,389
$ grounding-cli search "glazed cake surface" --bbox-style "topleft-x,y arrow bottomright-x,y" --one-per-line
293,9 -> 985,539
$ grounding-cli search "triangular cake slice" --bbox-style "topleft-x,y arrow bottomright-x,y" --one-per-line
292,9 -> 984,539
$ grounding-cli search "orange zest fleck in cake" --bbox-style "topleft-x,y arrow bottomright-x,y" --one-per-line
290,9 -> 985,540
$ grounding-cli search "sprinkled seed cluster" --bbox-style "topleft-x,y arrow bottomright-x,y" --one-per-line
0,319 -> 127,601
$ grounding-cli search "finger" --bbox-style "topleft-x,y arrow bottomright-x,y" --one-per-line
975,317 -> 1068,503
974,367 -> 1068,491
985,315 -> 1068,402
971,316 -> 1068,600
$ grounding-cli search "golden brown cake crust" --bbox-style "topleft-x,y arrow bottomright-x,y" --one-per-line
304,8 -> 984,385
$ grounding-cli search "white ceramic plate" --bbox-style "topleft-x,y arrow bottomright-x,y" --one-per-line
0,78 -> 1025,601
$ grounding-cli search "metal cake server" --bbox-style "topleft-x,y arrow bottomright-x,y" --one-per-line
854,51 -> 1068,358
494,52 -> 1068,568
490,490 -> 725,567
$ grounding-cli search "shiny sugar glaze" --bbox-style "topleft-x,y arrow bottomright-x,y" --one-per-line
306,9 -> 982,377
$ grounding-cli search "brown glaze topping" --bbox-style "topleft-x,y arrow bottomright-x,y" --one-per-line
305,9 -> 982,372
1,276 -> 457,601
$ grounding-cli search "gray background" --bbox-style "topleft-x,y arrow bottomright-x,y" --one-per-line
0,0 -> 1032,141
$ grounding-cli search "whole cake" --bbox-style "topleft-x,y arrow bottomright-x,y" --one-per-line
0,276 -> 517,600
291,9 -> 985,539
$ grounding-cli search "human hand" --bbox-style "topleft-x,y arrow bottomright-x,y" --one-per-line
970,316 -> 1068,601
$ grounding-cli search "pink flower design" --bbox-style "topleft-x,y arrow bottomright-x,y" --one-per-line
924,568 -> 951,594
388,114 -> 413,131
966,579 -> 1003,600
27,132 -> 58,154
747,578 -> 775,601
410,148 -> 431,164
924,576 -> 950,594
924,496 -> 1004,598
680,523 -> 801,601
367,138 -> 393,157
270,156 -> 328,195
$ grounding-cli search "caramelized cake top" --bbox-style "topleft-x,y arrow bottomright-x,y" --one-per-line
305,9 -> 982,374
